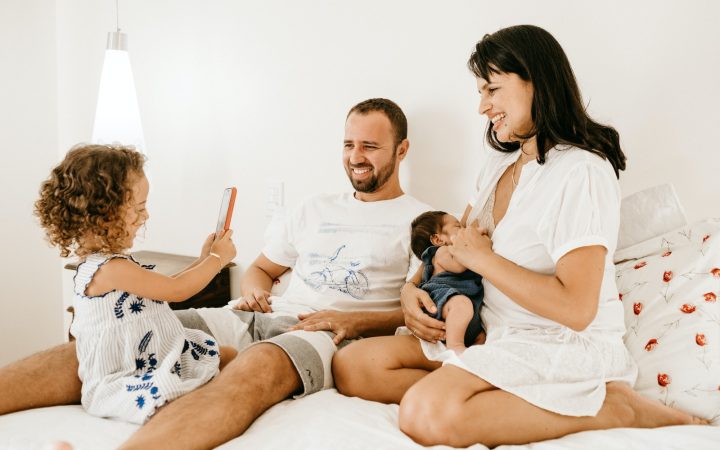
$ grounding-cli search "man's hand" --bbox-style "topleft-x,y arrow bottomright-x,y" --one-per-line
401,283 -> 445,343
288,310 -> 362,345
233,287 -> 273,313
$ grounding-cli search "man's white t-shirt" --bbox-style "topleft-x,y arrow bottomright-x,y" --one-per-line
263,192 -> 432,315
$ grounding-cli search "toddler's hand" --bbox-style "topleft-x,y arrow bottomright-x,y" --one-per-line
200,232 -> 216,259
211,229 -> 236,267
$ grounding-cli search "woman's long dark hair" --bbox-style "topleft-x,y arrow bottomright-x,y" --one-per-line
468,25 -> 626,177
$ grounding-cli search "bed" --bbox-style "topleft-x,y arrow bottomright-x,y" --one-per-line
1,391 -> 718,450
1,184 -> 719,450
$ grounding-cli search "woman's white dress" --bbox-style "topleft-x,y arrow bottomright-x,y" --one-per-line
421,145 -> 637,416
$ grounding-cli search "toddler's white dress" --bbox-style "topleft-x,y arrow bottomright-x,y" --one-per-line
71,253 -> 220,424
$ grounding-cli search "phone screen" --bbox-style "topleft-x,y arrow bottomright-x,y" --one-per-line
215,187 -> 237,235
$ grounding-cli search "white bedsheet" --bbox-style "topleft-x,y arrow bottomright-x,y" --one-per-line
1,390 -> 717,450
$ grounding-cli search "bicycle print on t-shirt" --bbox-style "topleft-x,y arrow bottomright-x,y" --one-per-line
303,245 -> 369,299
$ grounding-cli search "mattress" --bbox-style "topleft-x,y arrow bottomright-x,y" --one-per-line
1,390 -> 717,450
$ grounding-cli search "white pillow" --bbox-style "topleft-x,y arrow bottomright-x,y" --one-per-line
616,218 -> 720,424
616,184 -> 687,255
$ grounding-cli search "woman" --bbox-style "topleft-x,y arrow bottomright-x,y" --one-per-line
332,25 -> 705,447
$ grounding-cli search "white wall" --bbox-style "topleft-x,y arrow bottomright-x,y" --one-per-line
0,0 -> 62,365
55,0 -> 720,272
4,0 -> 720,360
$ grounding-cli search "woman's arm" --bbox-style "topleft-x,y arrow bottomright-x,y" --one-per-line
450,227 -> 606,331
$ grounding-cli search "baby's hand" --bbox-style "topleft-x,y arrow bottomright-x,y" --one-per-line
211,229 -> 236,267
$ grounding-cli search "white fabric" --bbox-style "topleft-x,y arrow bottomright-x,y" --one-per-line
262,192 -> 431,314
2,393 -> 719,450
616,183 -> 688,254
71,254 -> 220,424
617,218 -> 720,423
424,146 -> 636,416
195,307 -> 254,350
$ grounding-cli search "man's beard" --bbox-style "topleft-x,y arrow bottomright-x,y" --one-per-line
346,150 -> 397,193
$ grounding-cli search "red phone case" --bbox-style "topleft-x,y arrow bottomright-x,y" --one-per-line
222,187 -> 237,232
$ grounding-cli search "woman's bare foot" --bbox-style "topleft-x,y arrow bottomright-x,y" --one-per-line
603,382 -> 708,428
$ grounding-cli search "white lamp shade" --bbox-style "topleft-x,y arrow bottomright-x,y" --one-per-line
92,48 -> 145,153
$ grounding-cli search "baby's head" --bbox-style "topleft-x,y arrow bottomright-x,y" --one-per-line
35,144 -> 147,257
410,211 -> 461,259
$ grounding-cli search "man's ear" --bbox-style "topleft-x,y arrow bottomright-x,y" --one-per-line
396,139 -> 409,161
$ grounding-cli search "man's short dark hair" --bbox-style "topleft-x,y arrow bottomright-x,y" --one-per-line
410,210 -> 448,259
347,98 -> 408,148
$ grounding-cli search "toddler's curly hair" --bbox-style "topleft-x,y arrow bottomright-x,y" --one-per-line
35,144 -> 146,257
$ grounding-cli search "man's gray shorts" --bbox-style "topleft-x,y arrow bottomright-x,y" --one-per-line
175,308 -> 352,397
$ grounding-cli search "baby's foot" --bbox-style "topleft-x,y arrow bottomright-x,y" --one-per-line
447,344 -> 467,355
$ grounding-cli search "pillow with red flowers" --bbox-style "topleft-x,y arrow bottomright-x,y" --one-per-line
615,218 -> 720,424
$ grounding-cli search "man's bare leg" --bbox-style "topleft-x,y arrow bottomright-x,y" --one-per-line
119,343 -> 302,450
0,342 -> 81,415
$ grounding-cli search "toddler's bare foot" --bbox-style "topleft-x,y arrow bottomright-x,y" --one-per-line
602,382 -> 708,429
42,442 -> 73,450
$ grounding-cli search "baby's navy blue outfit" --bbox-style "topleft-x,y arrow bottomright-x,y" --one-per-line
418,246 -> 484,346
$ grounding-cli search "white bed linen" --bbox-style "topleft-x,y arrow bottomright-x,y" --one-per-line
1,390 -> 717,450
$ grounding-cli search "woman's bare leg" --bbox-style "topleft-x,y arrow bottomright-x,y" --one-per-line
332,335 -> 440,404
400,365 -> 705,448
0,342 -> 81,415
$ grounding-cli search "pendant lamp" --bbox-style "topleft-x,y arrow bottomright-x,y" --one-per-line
92,0 -> 145,154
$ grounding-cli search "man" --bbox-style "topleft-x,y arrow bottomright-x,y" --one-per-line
0,98 -> 436,449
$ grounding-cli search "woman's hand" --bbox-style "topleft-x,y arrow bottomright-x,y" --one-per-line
288,310 -> 361,345
448,223 -> 493,271
401,283 -> 445,343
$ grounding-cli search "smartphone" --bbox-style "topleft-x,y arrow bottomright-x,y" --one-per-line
215,187 -> 237,236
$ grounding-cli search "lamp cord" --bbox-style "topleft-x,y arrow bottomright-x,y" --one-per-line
116,0 -> 120,32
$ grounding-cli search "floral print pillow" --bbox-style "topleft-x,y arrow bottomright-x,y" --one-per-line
616,218 -> 720,424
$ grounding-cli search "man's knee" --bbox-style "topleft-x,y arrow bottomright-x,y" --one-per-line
221,343 -> 300,396
0,341 -> 82,414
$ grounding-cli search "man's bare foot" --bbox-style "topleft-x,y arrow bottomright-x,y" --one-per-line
603,382 -> 708,429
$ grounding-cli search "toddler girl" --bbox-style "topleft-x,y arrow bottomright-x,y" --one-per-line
35,144 -> 237,424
